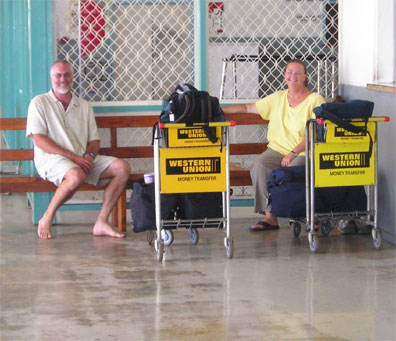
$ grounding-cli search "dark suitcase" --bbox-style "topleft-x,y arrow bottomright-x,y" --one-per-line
267,166 -> 367,218
183,192 -> 223,220
130,179 -> 182,232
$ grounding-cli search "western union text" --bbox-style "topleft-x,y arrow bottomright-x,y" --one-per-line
177,176 -> 217,181
166,157 -> 221,175
334,127 -> 365,137
329,170 -> 366,176
320,152 -> 369,169
178,128 -> 207,139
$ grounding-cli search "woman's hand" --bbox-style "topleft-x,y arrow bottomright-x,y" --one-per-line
281,152 -> 296,167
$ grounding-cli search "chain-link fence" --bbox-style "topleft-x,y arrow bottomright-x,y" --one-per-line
208,0 -> 338,100
54,0 -> 338,103
54,0 -> 196,102
53,0 -> 338,200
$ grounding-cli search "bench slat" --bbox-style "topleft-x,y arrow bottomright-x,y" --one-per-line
0,146 -> 154,161
96,115 -> 158,128
230,143 -> 267,155
0,114 -> 267,130
1,144 -> 267,162
0,118 -> 27,130
224,113 -> 268,125
230,170 -> 252,186
0,149 -> 34,161
0,173 -> 146,193
0,177 -> 58,192
100,146 -> 154,158
0,117 -> 158,130
0,176 -> 107,192
96,113 -> 267,127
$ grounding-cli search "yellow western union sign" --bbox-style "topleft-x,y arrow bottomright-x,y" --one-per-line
315,121 -> 376,187
315,144 -> 375,187
319,151 -> 370,168
160,146 -> 226,193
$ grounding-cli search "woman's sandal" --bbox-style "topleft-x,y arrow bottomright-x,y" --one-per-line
249,220 -> 279,232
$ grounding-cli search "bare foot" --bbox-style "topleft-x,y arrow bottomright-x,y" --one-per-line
38,217 -> 52,239
93,221 -> 125,238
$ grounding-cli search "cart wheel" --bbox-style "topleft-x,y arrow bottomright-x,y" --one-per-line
337,219 -> 349,230
189,228 -> 199,246
161,229 -> 174,246
225,238 -> 234,259
320,220 -> 332,237
290,221 -> 301,237
309,233 -> 319,253
372,229 -> 383,250
154,239 -> 164,261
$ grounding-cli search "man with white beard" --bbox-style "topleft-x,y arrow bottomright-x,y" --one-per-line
26,60 -> 130,239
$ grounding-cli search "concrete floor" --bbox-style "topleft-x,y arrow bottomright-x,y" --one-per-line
1,194 -> 396,341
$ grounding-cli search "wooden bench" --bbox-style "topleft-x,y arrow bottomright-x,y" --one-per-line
0,113 -> 267,232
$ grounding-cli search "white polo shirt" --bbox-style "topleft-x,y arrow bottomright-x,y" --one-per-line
26,90 -> 103,183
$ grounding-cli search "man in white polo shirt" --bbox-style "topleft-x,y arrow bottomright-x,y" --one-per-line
26,60 -> 130,239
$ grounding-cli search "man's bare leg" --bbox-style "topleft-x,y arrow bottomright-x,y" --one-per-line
38,168 -> 86,239
93,160 -> 130,238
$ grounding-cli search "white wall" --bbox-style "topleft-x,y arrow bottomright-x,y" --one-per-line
339,0 -> 376,86
339,0 -> 396,86
375,0 -> 396,82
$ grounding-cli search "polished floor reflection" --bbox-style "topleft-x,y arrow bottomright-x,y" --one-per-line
1,194 -> 395,341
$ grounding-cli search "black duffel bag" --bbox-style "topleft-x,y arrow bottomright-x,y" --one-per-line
313,100 -> 374,120
183,192 -> 223,219
130,179 -> 182,233
182,192 -> 223,228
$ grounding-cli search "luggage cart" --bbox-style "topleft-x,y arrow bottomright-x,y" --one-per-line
152,121 -> 235,261
290,116 -> 390,253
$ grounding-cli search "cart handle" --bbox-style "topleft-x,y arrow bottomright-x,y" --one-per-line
316,116 -> 390,125
158,121 -> 236,129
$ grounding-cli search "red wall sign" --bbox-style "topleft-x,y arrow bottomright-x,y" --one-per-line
208,2 -> 224,34
80,0 -> 105,58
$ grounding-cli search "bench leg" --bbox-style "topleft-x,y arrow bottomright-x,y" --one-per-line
112,188 -> 127,233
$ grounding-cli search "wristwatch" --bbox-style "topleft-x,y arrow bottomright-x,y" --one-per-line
84,151 -> 96,159
291,150 -> 298,157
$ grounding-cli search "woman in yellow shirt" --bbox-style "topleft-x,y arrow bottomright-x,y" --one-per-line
222,59 -> 325,231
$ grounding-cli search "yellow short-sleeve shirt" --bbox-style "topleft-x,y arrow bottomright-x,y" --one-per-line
256,90 -> 325,155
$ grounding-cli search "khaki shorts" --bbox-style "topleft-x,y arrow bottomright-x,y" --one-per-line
43,155 -> 117,187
